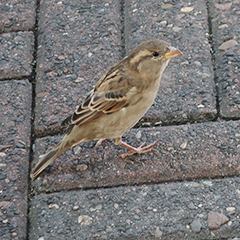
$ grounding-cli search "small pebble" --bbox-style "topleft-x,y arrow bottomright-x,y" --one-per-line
181,6 -> 194,12
76,164 -> 88,171
78,215 -> 93,225
135,208 -> 141,214
197,104 -> 205,108
215,3 -> 232,10
133,214 -> 140,220
218,24 -> 228,29
136,131 -> 142,139
73,205 -> 80,211
154,121 -> 162,126
0,152 -> 6,157
48,204 -> 59,209
142,122 -> 151,127
155,227 -> 163,238
90,204 -> 102,212
226,207 -> 235,212
159,20 -> 167,26
180,60 -> 189,65
161,3 -> 172,9
173,26 -> 182,32
228,221 -> 233,226
218,40 -> 238,50
180,141 -> 188,149
180,164 -> 187,170
202,180 -> 213,186
194,61 -> 202,66
188,202 -> 196,210
208,211 -> 229,230
190,219 -> 202,233
11,232 -> 17,237
73,146 -> 81,155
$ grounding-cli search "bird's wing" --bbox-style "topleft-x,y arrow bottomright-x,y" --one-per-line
61,63 -> 138,127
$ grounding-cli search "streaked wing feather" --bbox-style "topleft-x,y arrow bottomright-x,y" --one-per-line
75,111 -> 104,126
62,62 -> 136,128
66,88 -> 131,128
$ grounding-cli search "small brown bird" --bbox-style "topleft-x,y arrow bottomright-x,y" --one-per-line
31,39 -> 182,180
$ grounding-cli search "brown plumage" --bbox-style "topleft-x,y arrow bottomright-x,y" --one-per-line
31,39 -> 182,180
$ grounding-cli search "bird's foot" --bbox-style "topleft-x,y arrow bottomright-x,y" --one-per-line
120,141 -> 157,158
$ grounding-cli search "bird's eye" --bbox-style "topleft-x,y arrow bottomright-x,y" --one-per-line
152,52 -> 159,57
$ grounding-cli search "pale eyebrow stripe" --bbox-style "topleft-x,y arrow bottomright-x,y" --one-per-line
130,50 -> 151,65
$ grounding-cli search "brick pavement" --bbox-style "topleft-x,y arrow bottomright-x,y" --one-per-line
0,0 -> 240,239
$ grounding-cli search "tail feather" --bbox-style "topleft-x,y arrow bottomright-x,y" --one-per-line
30,140 -> 70,180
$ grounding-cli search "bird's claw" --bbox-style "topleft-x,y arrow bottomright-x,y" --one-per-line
120,141 -> 157,158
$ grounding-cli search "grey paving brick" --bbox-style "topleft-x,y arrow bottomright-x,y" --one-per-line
31,120 -> 240,193
124,0 -> 217,125
35,0 -> 122,136
0,80 -> 31,240
29,177 -> 240,239
0,0 -> 36,33
208,0 -> 240,119
0,31 -> 34,80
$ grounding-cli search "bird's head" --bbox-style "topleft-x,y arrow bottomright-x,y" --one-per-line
128,39 -> 182,79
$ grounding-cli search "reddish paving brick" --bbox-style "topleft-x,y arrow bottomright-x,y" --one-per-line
124,0 -> 217,126
209,0 -> 240,119
0,80 -> 31,239
35,0 -> 122,136
29,178 -> 240,239
31,120 -> 240,193
0,31 -> 34,79
0,0 -> 36,33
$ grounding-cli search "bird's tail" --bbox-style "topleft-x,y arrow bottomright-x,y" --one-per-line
30,138 -> 72,180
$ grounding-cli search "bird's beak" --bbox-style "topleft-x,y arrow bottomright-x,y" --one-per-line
164,46 -> 182,59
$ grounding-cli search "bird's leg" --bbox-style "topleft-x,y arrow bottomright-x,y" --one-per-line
119,141 -> 157,158
94,138 -> 106,152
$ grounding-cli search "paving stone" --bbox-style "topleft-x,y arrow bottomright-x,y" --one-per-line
31,120 -> 240,193
0,80 -> 32,240
35,0 -> 122,136
208,0 -> 240,119
124,0 -> 217,125
0,31 -> 34,79
29,177 -> 240,239
0,0 -> 36,33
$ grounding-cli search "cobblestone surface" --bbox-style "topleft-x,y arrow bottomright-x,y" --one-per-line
0,0 -> 36,33
29,177 -> 240,239
0,31 -> 34,79
0,0 -> 239,239
208,0 -> 240,119
34,0 -> 122,136
0,80 -> 32,240
125,0 -> 217,125
31,120 -> 240,194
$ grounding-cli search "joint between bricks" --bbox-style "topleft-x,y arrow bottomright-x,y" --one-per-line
26,0 -> 40,239
205,0 -> 220,120
120,0 -> 126,58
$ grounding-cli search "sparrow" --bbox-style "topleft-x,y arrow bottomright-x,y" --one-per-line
31,39 -> 182,180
